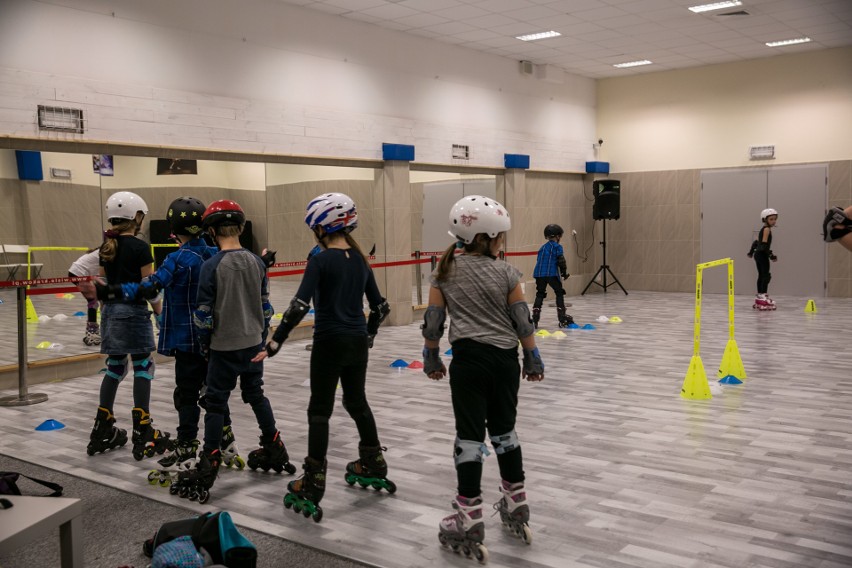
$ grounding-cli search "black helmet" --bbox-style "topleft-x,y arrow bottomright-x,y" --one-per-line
544,224 -> 564,239
167,197 -> 206,236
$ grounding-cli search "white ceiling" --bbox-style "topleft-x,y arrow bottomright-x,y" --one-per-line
274,0 -> 852,79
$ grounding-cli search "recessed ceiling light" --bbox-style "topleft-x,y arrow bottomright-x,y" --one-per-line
613,60 -> 652,68
765,37 -> 811,47
688,1 -> 743,14
515,31 -> 561,42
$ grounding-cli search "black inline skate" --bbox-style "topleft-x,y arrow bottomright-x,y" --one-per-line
148,439 -> 198,487
531,307 -> 541,329
247,431 -> 296,474
438,495 -> 488,564
557,307 -> 574,328
283,457 -> 326,522
86,406 -> 128,456
220,425 -> 246,469
344,445 -> 396,493
493,479 -> 532,544
131,407 -> 172,461
172,448 -> 221,504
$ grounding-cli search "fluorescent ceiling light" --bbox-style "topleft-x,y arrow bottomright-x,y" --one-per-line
688,1 -> 742,13
765,37 -> 811,47
613,60 -> 652,68
516,30 -> 561,42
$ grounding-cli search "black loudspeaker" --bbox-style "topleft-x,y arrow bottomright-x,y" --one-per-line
148,220 -> 255,268
592,179 -> 620,220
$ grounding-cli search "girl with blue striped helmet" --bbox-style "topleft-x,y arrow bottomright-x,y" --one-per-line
304,193 -> 358,236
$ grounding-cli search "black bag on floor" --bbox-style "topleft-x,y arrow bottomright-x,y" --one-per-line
143,511 -> 257,568
0,471 -> 63,497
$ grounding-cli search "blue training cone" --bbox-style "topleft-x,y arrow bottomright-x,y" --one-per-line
581,323 -> 595,330
73,311 -> 86,317
444,348 -> 453,356
568,323 -> 580,329
390,359 -> 409,368
35,419 -> 65,431
718,376 -> 744,385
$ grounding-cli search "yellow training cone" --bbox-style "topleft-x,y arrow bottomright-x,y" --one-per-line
551,330 -> 567,338
535,329 -> 551,337
681,355 -> 712,400
36,341 -> 52,349
26,297 -> 39,322
717,338 -> 747,382
63,293 -> 75,299
804,299 -> 817,313
609,316 -> 622,323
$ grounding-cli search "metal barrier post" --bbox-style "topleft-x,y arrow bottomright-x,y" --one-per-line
0,286 -> 48,406
414,251 -> 423,305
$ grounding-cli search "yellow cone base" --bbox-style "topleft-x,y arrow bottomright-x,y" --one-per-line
717,339 -> 747,381
26,297 -> 38,322
681,355 -> 712,400
804,299 -> 817,313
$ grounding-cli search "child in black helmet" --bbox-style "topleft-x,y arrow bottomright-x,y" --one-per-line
532,224 -> 573,328
170,199 -> 295,504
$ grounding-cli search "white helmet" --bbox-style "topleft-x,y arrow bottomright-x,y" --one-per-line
761,208 -> 778,222
106,191 -> 148,221
304,192 -> 358,234
448,195 -> 511,244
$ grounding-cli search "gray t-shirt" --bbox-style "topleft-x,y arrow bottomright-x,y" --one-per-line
431,254 -> 522,350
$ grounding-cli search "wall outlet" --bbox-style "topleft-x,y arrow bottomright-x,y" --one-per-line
571,229 -> 577,235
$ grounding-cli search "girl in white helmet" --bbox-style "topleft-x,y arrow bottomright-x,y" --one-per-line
421,195 -> 544,561
255,192 -> 393,523
748,208 -> 779,310
87,191 -> 171,460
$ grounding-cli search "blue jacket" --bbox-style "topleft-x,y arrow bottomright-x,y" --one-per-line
151,238 -> 218,356
533,240 -> 563,278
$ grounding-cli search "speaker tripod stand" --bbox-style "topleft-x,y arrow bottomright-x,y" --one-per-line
582,219 -> 627,295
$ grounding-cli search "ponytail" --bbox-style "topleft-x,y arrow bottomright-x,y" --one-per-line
434,234 -> 493,282
100,219 -> 136,262
343,231 -> 371,266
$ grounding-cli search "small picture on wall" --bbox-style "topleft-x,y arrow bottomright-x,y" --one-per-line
157,158 -> 198,175
93,154 -> 114,176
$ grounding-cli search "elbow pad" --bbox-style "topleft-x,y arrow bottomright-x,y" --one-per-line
421,305 -> 446,341
557,255 -> 567,273
367,299 -> 391,335
272,297 -> 310,344
95,282 -> 123,302
509,301 -> 535,338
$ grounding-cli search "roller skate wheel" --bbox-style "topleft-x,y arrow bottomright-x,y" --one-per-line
358,481 -> 369,488
312,507 -> 323,523
198,489 -> 210,505
147,471 -> 158,483
261,465 -> 271,472
284,463 -> 297,474
293,502 -> 302,513
272,464 -> 284,473
284,498 -> 293,509
169,484 -> 180,495
438,533 -> 448,547
462,546 -> 471,556
179,486 -> 190,498
474,544 -> 488,564
521,525 -> 532,544
302,508 -> 311,518
234,456 -> 246,470
159,477 -> 171,488
86,447 -> 95,456
345,474 -> 356,486
385,480 -> 397,494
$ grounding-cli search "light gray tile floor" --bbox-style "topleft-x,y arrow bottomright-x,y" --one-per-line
1,291 -> 851,568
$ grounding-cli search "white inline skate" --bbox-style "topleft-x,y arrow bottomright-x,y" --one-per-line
438,495 -> 488,564
493,480 -> 532,544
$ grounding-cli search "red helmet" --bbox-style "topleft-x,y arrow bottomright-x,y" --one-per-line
202,200 -> 245,228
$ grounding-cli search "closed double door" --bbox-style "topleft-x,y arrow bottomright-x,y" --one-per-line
700,165 -> 826,297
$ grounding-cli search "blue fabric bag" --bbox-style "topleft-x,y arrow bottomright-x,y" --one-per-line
145,511 -> 256,568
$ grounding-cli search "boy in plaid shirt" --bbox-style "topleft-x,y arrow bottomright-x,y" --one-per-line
532,224 -> 573,328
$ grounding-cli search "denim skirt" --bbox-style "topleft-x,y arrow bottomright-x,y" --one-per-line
100,302 -> 156,355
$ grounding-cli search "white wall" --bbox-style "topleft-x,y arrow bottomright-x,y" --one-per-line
597,47 -> 852,173
0,0 -> 597,171
266,164 -> 377,186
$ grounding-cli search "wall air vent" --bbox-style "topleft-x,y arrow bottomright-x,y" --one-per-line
37,105 -> 85,133
452,144 -> 470,160
749,145 -> 775,160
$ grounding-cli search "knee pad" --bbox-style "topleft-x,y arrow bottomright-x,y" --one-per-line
490,430 -> 520,455
132,356 -> 154,381
308,413 -> 330,426
454,438 -> 489,467
555,288 -> 566,297
240,387 -> 265,407
205,399 -> 228,416
535,289 -> 547,300
104,357 -> 128,382
173,386 -> 198,411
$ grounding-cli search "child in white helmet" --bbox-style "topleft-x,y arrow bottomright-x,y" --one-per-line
748,208 -> 779,310
88,191 -> 171,459
421,195 -> 544,561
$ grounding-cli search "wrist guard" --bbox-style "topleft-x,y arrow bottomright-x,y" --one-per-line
367,299 -> 391,336
260,249 -> 277,268
422,347 -> 443,376
522,347 -> 544,376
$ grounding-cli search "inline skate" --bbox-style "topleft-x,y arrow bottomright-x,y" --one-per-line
283,457 -> 326,523
83,322 -> 101,346
531,307 -> 541,329
131,407 -> 172,461
86,406 -> 128,456
247,431 -> 297,474
344,445 -> 396,493
753,294 -> 776,311
171,448 -> 221,504
557,307 -> 574,328
148,439 -> 198,487
493,480 -> 532,544
438,495 -> 488,564
220,425 -> 246,469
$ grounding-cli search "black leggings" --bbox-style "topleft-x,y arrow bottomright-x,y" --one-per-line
754,253 -> 771,294
307,334 -> 380,460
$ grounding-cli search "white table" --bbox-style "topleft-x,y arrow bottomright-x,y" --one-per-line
0,495 -> 84,568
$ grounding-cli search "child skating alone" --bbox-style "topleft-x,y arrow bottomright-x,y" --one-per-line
422,195 -> 544,562
254,192 -> 392,523
532,224 -> 573,328
68,248 -> 102,346
170,199 -> 295,504
748,208 -> 779,310
87,192 -> 171,460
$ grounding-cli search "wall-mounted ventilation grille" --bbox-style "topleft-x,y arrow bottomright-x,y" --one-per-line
749,145 -> 775,160
38,105 -> 85,133
452,144 -> 470,160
